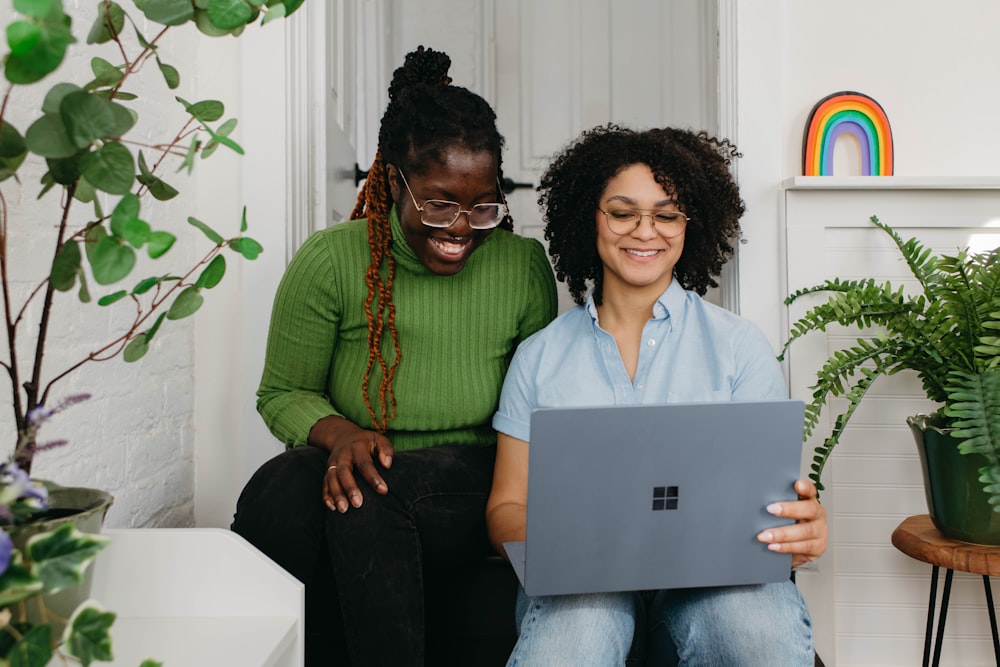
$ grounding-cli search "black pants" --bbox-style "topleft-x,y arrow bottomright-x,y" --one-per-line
231,444 -> 497,667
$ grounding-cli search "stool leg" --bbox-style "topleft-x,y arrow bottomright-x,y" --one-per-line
983,575 -> 1000,666
923,566 -> 939,667
932,569 -> 955,667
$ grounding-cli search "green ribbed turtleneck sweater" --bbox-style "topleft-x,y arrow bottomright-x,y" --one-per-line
257,208 -> 558,451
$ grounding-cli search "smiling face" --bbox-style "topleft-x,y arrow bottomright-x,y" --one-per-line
596,163 -> 685,300
387,147 -> 499,276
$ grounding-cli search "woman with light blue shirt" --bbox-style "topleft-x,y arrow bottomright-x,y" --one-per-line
486,125 -> 827,666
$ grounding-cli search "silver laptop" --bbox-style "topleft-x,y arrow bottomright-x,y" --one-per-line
503,400 -> 805,597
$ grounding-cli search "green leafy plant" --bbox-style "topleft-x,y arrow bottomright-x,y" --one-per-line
0,0 -> 304,663
780,215 -> 1000,509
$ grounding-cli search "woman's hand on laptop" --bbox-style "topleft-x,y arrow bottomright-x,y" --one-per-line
756,479 -> 828,568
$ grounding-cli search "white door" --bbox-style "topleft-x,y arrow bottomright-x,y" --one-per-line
387,1 -> 718,312
233,0 -> 365,502
495,0 -> 718,311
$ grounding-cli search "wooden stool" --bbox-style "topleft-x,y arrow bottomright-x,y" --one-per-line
892,514 -> 1000,667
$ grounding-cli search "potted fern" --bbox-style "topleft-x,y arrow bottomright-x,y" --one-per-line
781,215 -> 1000,545
0,0 -> 303,663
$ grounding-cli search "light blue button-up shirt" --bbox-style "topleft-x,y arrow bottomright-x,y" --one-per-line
493,280 -> 787,442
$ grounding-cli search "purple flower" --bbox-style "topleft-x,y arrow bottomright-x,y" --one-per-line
0,531 -> 12,576
0,462 -> 48,510
25,405 -> 53,426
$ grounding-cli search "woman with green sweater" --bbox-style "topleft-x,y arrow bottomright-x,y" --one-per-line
232,47 -> 557,667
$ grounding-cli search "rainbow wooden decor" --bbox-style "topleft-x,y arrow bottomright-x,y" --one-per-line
802,91 -> 893,176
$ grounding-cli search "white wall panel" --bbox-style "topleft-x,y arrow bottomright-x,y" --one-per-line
786,177 -> 1000,665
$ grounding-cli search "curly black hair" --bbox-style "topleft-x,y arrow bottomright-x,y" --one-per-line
538,124 -> 745,305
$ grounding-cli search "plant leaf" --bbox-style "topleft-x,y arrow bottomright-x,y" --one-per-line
261,3 -> 285,24
137,150 -> 180,201
62,602 -> 116,665
231,236 -> 262,260
167,286 -> 204,320
139,0 -> 195,26
60,90 -> 118,148
51,238 -> 82,292
156,58 -> 180,89
87,56 -> 123,88
97,290 -> 128,306
110,192 -> 141,237
147,230 -> 176,258
201,117 -> 237,158
45,154 -> 82,184
5,2 -> 74,84
146,311 -> 167,340
0,121 -> 28,182
41,82 -> 81,113
207,0 -> 254,30
178,135 -> 200,174
122,217 -> 152,248
8,622 -> 52,667
123,334 -> 149,362
196,254 -> 226,289
0,561 -> 43,607
80,140 -> 134,195
193,7 -> 237,36
187,216 -> 224,244
14,0 -> 53,19
85,224 -> 136,284
182,98 -> 225,123
132,275 -> 162,295
25,113 -> 77,158
87,0 -> 126,44
6,20 -> 41,56
27,523 -> 110,594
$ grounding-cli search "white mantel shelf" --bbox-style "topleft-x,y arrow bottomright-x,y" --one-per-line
784,175 -> 1000,190
84,528 -> 303,667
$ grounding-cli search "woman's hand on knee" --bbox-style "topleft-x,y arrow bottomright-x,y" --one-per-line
309,416 -> 394,513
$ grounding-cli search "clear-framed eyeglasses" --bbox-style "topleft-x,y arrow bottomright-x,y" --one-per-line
398,169 -> 509,230
599,207 -> 689,238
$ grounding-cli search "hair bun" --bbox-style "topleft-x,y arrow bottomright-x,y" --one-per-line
388,46 -> 452,100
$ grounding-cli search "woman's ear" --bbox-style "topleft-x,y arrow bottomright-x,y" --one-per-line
386,163 -> 401,202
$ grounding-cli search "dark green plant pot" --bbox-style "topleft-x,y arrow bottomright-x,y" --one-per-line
909,415 -> 1000,545
4,484 -> 114,630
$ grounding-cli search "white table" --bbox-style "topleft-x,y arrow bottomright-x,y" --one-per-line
87,528 -> 303,667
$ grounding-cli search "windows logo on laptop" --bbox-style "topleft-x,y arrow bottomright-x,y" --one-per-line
651,485 -> 679,510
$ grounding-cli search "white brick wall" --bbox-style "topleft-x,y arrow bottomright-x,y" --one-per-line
0,2 -> 244,528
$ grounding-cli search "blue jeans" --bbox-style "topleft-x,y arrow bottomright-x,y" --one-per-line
509,581 -> 813,666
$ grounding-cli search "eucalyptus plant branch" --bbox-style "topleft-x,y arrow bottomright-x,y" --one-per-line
39,239 -> 229,407
146,118 -> 198,176
26,183 -> 77,421
103,1 -> 129,69
117,137 -> 188,158
0,189 -> 22,431
110,20 -> 170,99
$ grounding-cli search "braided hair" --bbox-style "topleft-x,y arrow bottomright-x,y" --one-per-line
350,46 -> 509,433
538,124 -> 744,305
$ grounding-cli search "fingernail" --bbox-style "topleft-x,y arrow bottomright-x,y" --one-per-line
758,531 -> 773,542
767,503 -> 781,515
351,492 -> 363,508
768,543 -> 781,552
325,500 -> 335,511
